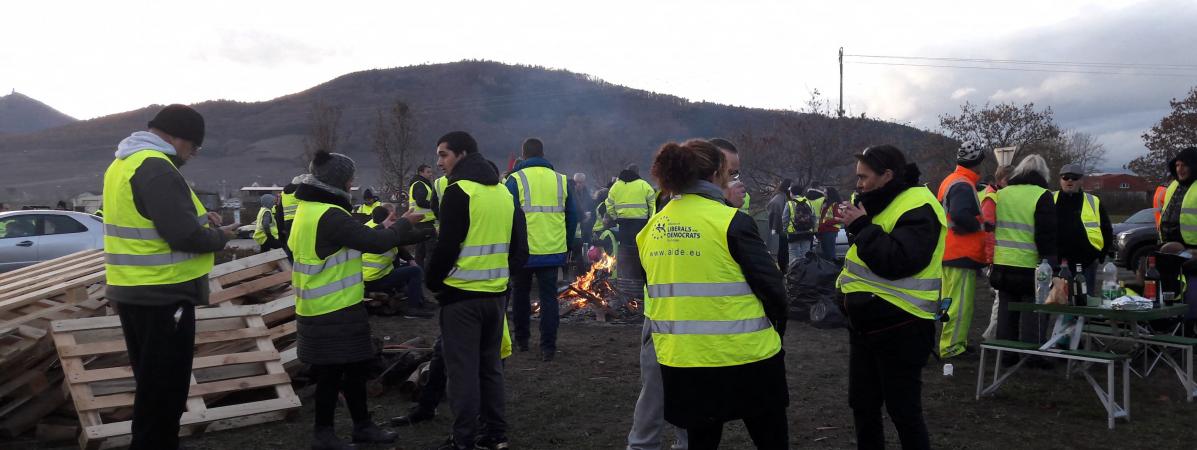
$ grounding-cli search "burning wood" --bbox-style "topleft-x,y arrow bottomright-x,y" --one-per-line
558,254 -> 621,321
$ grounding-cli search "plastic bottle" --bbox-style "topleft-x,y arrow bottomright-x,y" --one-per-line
1035,259 -> 1052,304
1100,261 -> 1119,303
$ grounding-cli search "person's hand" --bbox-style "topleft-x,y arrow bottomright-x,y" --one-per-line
219,222 -> 240,239
401,210 -> 424,224
837,202 -> 867,227
206,212 -> 225,227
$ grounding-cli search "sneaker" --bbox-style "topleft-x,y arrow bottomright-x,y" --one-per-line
475,436 -> 510,450
390,406 -> 437,427
351,422 -> 397,444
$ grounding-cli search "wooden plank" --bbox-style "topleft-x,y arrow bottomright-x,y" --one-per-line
0,249 -> 101,285
0,259 -> 104,301
51,305 -> 262,334
208,271 -> 292,305
269,321 -> 296,341
57,327 -> 272,358
208,249 -> 287,279
214,262 -> 276,286
84,396 -> 300,442
0,288 -> 98,331
0,271 -> 107,314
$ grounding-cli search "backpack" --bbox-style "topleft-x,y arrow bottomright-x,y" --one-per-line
789,199 -> 816,235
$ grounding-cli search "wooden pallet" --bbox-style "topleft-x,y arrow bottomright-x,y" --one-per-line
51,305 -> 301,449
208,249 -> 293,306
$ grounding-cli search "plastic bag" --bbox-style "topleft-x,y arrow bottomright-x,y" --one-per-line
786,251 -> 841,323
1044,277 -> 1070,305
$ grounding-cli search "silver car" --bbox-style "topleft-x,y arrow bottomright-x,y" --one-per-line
0,210 -> 104,272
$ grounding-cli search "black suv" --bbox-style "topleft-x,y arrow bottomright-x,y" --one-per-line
1113,208 -> 1158,270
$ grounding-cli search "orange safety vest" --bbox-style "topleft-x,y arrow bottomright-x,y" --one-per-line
936,166 -> 986,264
1154,185 -> 1167,227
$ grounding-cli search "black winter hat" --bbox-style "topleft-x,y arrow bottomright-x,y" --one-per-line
148,104 -> 205,146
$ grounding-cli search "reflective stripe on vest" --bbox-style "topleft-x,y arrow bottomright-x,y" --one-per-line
434,177 -> 448,206
409,179 -> 436,222
1053,191 -> 1104,251
836,186 -> 946,320
936,168 -> 986,263
362,247 -> 397,282
289,201 -> 365,316
511,167 -> 568,255
993,184 -> 1048,269
1161,180 -> 1197,246
253,207 -> 278,245
280,192 -> 298,222
638,194 -> 781,368
102,150 -> 214,286
444,180 -> 516,293
785,197 -> 814,234
606,179 -> 654,219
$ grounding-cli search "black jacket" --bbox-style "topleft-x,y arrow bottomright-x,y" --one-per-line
426,153 -> 529,305
842,166 -> 942,333
1161,147 -> 1197,245
410,175 -> 436,212
1055,190 -> 1113,266
990,171 -> 1058,295
106,154 -> 230,307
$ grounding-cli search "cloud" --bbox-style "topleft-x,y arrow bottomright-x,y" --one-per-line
856,0 -> 1197,168
199,30 -> 340,66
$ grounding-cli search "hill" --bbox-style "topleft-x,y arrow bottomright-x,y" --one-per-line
0,61 -> 955,204
0,91 -> 77,134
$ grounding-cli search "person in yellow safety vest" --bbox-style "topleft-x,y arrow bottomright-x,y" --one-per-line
103,105 -> 239,450
290,150 -> 432,448
273,176 -> 302,260
637,139 -> 789,447
93,205 -> 104,218
355,188 -> 380,216
409,164 -> 439,267
1157,147 -> 1197,334
0,202 -> 9,236
815,187 -> 843,261
605,164 -> 656,244
362,207 -> 434,318
253,194 -> 282,252
990,155 -> 1058,348
835,144 -> 946,449
505,138 -> 578,360
628,137 -> 742,450
425,131 -> 528,450
934,142 -> 988,359
782,184 -> 817,266
1054,163 -> 1113,295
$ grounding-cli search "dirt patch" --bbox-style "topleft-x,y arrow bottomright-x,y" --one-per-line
28,286 -> 1197,449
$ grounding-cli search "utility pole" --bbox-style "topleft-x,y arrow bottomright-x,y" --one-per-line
837,47 -> 845,118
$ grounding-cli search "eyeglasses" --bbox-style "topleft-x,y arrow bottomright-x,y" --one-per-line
729,170 -> 741,180
1061,175 -> 1081,181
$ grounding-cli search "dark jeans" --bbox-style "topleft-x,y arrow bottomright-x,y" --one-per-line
776,232 -> 789,270
686,409 -> 789,450
848,319 -> 933,450
512,266 -> 560,353
417,336 -> 447,411
441,296 -> 507,444
996,290 -> 1050,344
817,230 -> 838,261
364,265 -> 425,308
117,302 -> 196,450
312,361 -> 371,427
616,218 -> 647,245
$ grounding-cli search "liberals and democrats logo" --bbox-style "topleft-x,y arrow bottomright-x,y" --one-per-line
651,216 -> 702,240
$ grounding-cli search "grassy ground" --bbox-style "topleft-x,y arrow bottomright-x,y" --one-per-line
31,284 -> 1197,449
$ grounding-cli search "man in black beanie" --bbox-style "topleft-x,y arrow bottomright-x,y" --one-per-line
104,104 -> 237,450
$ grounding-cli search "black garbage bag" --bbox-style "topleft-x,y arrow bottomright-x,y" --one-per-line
786,250 -> 841,322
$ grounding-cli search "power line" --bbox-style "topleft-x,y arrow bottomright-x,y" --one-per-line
844,60 -> 1197,78
844,53 -> 1197,70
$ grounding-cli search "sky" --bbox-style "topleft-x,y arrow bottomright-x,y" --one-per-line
1,0 -> 1194,168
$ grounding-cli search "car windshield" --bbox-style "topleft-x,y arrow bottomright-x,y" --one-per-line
1124,208 -> 1156,224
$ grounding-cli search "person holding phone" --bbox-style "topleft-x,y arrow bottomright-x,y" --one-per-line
835,145 -> 946,450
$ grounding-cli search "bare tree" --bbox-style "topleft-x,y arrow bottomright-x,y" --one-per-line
303,100 -> 344,166
372,100 -> 421,201
1050,130 -> 1107,175
1127,86 -> 1197,184
938,101 -> 1065,179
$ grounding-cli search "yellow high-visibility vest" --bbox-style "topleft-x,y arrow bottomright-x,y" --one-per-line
444,181 -> 515,293
290,201 -> 364,316
409,179 -> 436,223
102,150 -> 214,286
606,179 -> 655,220
1162,180 -> 1197,246
1053,191 -> 1103,251
252,207 -> 278,246
510,166 -> 569,255
837,186 -> 946,320
994,184 -> 1049,268
279,192 -> 298,222
638,194 -> 781,368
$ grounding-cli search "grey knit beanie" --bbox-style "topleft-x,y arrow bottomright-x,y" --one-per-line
259,194 -> 276,208
309,150 -> 356,189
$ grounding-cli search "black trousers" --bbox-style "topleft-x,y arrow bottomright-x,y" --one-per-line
413,222 -> 438,267
848,319 -> 933,450
511,266 -> 560,352
311,360 -> 371,427
685,408 -> 789,450
117,302 -> 196,450
996,290 -> 1050,345
441,296 -> 507,444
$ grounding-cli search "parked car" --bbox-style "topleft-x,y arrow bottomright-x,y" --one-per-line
1113,207 -> 1158,271
0,210 -> 104,273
